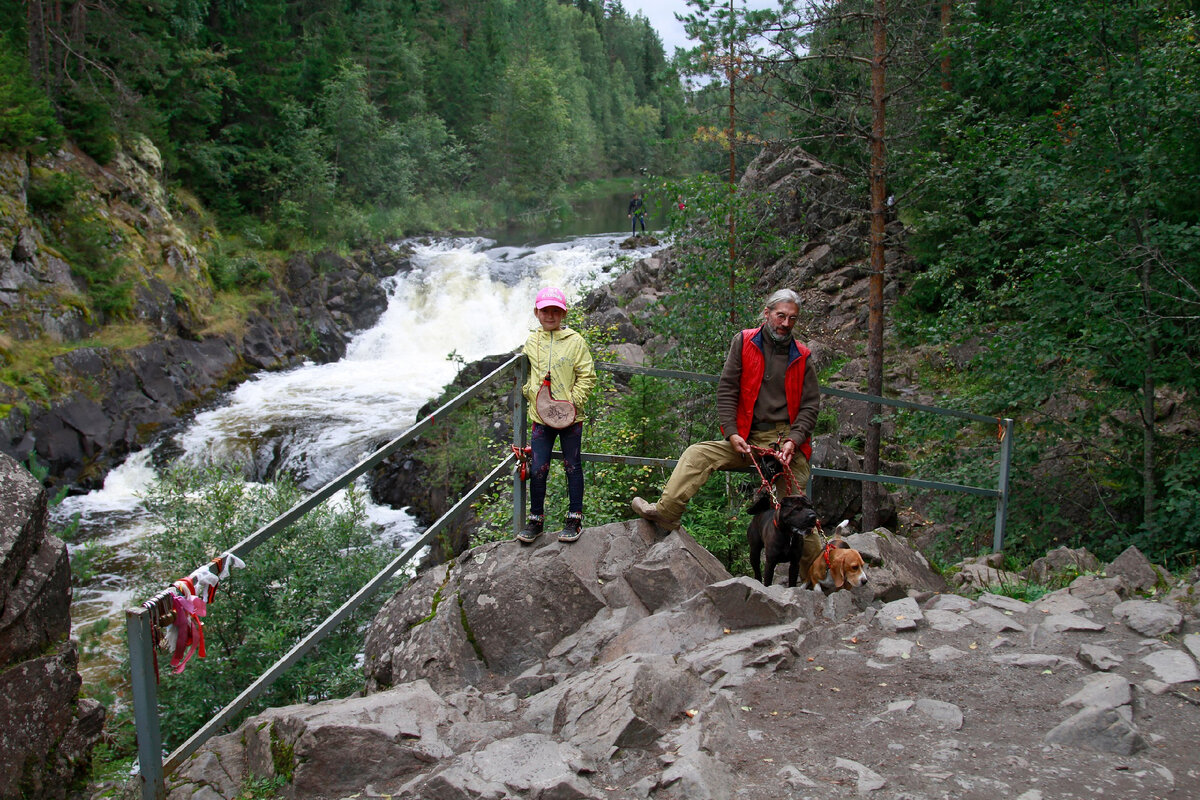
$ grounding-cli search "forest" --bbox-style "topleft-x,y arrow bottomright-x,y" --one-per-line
4,0 -> 690,239
4,0 -> 1198,563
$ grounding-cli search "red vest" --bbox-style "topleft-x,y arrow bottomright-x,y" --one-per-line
735,327 -> 812,461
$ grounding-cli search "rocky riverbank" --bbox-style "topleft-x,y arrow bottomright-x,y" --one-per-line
1,143 -> 414,490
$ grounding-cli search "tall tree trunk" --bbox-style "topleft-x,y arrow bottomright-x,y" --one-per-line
727,0 -> 737,324
940,0 -> 952,90
862,0 -> 888,531
1141,252 -> 1157,528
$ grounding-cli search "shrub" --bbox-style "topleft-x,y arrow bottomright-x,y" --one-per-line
139,464 -> 395,750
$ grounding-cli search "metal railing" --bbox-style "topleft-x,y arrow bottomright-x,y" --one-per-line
126,354 -> 1013,800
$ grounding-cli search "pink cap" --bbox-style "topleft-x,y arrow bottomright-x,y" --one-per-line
535,287 -> 567,310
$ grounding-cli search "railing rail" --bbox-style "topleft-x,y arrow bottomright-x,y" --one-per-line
127,354 -> 1013,800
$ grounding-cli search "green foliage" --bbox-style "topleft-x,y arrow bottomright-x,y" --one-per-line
139,464 -> 394,750
207,248 -> 272,292
0,37 -> 62,151
26,170 -> 81,212
59,85 -> 117,164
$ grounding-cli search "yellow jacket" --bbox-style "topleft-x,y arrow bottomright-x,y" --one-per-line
522,327 -> 596,425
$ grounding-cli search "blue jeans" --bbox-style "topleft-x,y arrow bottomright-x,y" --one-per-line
529,422 -> 584,515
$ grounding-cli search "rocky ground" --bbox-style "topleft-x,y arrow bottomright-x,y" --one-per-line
166,521 -> 1200,800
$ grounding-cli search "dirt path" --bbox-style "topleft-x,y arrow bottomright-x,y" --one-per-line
698,591 -> 1200,800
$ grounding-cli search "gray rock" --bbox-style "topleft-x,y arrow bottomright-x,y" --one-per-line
951,560 -> 1021,591
834,757 -> 887,793
1031,591 -> 1092,616
991,653 -> 1078,670
978,592 -> 1032,615
1077,644 -> 1123,671
659,750 -> 736,800
876,597 -> 922,632
1039,613 -> 1106,633
964,606 -> 1027,633
1060,673 -> 1132,710
1044,706 -> 1146,755
683,619 -> 812,687
874,638 -> 914,659
1024,546 -> 1101,585
928,645 -> 968,663
523,653 -> 706,759
1067,574 -> 1126,606
924,609 -> 971,632
400,734 -> 598,800
700,577 -> 809,630
1106,546 -> 1164,593
1185,633 -> 1200,664
0,453 -> 104,799
1112,600 -> 1183,637
924,593 -> 974,612
1140,649 -> 1200,685
915,698 -> 964,729
224,680 -> 460,800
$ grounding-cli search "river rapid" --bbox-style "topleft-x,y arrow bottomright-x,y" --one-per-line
54,226 -> 662,687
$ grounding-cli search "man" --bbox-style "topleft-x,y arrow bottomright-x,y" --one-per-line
632,288 -> 820,530
628,192 -> 646,234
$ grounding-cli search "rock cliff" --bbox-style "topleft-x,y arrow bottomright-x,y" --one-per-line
0,143 -> 410,489
0,452 -> 104,800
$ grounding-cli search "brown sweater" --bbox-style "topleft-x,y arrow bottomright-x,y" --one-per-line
716,329 -> 821,450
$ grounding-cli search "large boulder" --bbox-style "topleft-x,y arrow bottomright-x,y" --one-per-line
0,453 -> 104,800
363,521 -> 732,692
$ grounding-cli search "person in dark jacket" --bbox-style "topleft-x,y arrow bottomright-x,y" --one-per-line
628,192 -> 646,234
632,288 -> 820,529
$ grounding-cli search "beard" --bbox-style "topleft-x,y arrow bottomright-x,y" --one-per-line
764,322 -> 793,343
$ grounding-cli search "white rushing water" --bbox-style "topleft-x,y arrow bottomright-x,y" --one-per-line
52,232 -> 654,682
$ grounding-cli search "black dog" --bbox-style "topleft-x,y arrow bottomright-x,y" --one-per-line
747,493 -> 821,588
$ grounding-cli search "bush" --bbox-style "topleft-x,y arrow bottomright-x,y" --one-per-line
138,464 -> 395,750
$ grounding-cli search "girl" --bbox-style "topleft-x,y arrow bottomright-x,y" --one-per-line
517,287 -> 596,543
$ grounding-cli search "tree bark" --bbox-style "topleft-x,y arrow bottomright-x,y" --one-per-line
862,0 -> 888,531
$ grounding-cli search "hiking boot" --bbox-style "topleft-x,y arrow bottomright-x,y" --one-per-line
558,512 -> 583,543
516,514 -> 544,544
631,497 -> 680,529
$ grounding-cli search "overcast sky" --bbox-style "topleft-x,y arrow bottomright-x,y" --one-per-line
621,1 -> 778,56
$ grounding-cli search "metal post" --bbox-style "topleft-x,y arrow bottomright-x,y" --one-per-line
993,417 -> 1014,552
126,607 -> 165,800
513,356 -> 529,538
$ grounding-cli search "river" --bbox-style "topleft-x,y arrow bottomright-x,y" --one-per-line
53,208 -> 664,687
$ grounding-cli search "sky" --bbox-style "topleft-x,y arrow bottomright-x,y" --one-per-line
620,0 -> 778,56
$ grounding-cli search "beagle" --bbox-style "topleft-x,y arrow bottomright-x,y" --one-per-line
804,539 -> 869,593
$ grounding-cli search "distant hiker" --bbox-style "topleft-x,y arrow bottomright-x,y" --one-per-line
628,192 -> 647,234
632,289 -> 820,536
518,287 -> 597,544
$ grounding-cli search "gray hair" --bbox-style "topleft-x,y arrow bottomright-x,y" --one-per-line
764,288 -> 801,310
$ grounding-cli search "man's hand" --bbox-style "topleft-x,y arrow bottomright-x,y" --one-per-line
777,439 -> 796,467
728,434 -> 751,456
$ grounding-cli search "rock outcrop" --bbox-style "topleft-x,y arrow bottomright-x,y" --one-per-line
1,143 -> 410,488
166,531 -> 1200,800
0,452 -> 104,800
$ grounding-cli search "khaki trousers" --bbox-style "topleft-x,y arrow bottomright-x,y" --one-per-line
657,424 -> 812,520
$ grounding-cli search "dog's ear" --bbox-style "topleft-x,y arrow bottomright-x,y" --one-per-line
830,551 -> 846,589
746,493 -> 773,515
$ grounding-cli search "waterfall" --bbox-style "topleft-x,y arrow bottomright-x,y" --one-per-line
54,232 -> 657,681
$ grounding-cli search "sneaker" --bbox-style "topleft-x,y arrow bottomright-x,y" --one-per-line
630,497 -> 680,529
558,512 -> 583,543
516,515 -> 544,544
